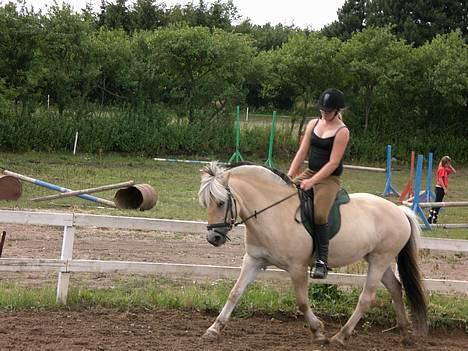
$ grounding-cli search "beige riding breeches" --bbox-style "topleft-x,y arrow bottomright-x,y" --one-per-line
293,168 -> 340,224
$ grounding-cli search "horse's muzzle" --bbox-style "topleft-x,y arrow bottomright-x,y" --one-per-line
207,229 -> 228,247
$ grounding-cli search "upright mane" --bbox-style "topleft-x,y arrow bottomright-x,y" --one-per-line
198,161 -> 293,208
198,162 -> 229,208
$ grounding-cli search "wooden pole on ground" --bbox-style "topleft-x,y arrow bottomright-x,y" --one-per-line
2,170 -> 117,208
31,180 -> 135,202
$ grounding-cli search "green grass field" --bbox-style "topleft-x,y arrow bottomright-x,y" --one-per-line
1,151 -> 466,239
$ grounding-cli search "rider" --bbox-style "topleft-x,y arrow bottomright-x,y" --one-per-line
287,88 -> 349,279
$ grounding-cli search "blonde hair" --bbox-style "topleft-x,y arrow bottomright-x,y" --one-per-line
439,156 -> 452,167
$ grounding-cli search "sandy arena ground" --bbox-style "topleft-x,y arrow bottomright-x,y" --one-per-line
0,221 -> 466,350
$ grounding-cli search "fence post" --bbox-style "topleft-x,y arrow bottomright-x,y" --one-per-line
56,225 -> 75,304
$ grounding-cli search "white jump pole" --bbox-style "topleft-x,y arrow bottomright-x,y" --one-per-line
73,131 -> 79,155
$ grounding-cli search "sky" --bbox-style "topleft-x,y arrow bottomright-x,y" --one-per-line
21,0 -> 346,30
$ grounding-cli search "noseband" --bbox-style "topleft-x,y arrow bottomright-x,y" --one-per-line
206,186 -> 297,241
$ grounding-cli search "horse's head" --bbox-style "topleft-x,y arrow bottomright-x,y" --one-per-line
198,162 -> 234,247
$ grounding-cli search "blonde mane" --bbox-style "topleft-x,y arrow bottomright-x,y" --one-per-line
198,162 -> 290,208
198,162 -> 229,208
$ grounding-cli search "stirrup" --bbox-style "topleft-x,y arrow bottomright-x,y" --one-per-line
310,261 -> 328,279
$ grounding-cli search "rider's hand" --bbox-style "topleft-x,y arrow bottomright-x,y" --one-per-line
300,178 -> 315,191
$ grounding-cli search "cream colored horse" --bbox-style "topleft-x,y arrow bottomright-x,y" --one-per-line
198,162 -> 428,345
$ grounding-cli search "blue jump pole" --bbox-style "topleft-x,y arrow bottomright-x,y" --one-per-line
383,145 -> 400,196
412,155 -> 431,230
417,151 -> 435,203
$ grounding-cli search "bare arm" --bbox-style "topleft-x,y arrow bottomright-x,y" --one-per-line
287,119 -> 317,179
300,127 -> 349,190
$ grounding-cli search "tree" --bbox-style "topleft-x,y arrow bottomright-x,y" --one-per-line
367,0 -> 467,45
36,3 -> 99,113
0,2 -> 42,113
98,0 -> 131,32
235,21 -> 298,51
132,26 -> 255,121
89,28 -> 134,105
166,0 -> 238,30
261,33 -> 344,136
322,0 -> 367,40
412,30 -> 468,135
130,0 -> 168,31
341,26 -> 412,133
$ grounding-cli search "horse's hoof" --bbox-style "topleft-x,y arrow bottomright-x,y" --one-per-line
401,335 -> 415,347
202,329 -> 220,342
313,333 -> 329,345
330,334 -> 346,346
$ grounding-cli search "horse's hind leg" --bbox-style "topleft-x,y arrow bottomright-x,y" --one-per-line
203,253 -> 263,341
331,257 -> 390,345
289,268 -> 327,344
381,267 -> 410,337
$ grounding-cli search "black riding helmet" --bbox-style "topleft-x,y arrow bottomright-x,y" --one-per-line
318,88 -> 345,112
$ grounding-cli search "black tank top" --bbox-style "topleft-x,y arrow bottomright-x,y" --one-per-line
308,120 -> 347,176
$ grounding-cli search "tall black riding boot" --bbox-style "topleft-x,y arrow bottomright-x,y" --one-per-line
311,223 -> 329,279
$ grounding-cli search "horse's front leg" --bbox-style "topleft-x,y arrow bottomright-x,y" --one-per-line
289,267 -> 328,344
203,253 -> 263,341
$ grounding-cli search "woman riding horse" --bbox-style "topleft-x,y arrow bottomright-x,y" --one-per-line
288,88 -> 349,279
199,162 -> 428,346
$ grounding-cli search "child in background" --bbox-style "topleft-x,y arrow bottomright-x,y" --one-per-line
427,156 -> 456,224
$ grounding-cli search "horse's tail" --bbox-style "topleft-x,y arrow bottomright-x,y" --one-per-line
398,206 -> 429,336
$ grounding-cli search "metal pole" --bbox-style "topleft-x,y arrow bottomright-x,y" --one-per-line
412,155 -> 431,230
228,105 -> 244,163
264,111 -> 277,168
383,145 -> 399,196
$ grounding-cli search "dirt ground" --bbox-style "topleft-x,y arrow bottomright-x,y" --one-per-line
0,221 -> 467,350
0,308 -> 467,351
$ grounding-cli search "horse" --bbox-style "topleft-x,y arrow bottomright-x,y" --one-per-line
198,162 -> 428,345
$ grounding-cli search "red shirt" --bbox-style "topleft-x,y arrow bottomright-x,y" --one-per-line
436,166 -> 454,189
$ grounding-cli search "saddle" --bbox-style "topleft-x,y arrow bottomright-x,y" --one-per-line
298,188 -> 350,242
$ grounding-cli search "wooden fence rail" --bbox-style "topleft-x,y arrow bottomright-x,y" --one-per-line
0,210 -> 467,303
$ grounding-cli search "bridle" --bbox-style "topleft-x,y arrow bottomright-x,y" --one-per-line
206,185 -> 297,241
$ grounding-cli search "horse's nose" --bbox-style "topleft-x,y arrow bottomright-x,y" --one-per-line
207,231 -> 225,247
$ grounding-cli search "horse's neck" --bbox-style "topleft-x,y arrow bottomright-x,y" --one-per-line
229,173 -> 295,220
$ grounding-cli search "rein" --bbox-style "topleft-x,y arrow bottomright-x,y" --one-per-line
235,191 -> 297,226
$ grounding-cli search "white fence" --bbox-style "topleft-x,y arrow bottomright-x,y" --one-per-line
0,209 -> 467,303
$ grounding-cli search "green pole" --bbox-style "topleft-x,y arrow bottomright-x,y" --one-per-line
264,110 -> 277,168
228,105 -> 244,163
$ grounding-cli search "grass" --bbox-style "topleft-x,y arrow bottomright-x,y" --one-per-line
1,151 -> 466,238
0,277 -> 466,330
0,151 -> 467,328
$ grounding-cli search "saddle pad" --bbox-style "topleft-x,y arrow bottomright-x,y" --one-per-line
299,188 -> 350,240
328,189 -> 350,239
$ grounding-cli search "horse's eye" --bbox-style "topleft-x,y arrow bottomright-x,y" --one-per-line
217,201 -> 225,208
